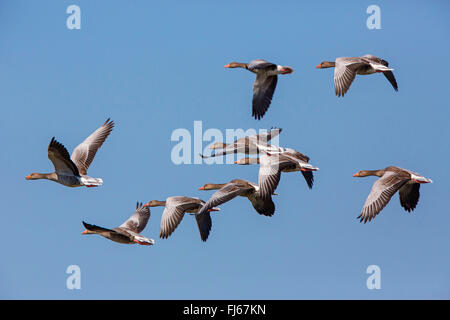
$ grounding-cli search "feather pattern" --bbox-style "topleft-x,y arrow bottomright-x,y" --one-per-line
159,196 -> 211,241
119,202 -> 150,234
356,166 -> 431,223
71,118 -> 114,175
48,137 -> 80,177
198,179 -> 275,219
329,55 -> 398,96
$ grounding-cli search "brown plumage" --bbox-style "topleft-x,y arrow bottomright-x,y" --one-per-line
26,118 -> 114,187
196,179 -> 276,241
353,166 -> 432,223
225,59 -> 293,120
82,202 -> 154,245
317,55 -> 398,97
147,196 -> 220,242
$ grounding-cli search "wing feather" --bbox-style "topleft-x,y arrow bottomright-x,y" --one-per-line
358,172 -> 408,223
48,137 -> 80,176
252,75 -> 278,120
119,202 -> 150,233
399,182 -> 420,212
159,197 -> 203,239
71,118 -> 114,175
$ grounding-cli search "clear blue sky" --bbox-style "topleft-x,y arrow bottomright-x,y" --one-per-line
1,0 -> 449,299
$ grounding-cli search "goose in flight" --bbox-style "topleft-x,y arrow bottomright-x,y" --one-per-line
146,196 -> 220,242
197,179 -> 276,241
82,202 -> 154,245
316,54 -> 398,97
26,118 -> 114,187
353,166 -> 432,223
201,128 -> 282,159
225,59 -> 293,119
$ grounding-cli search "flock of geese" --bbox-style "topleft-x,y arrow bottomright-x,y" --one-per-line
26,55 -> 432,246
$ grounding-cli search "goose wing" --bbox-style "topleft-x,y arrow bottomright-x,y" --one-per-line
258,154 -> 296,199
119,202 -> 150,234
248,192 -> 275,217
361,55 -> 398,91
82,221 -> 114,234
399,182 -> 420,212
281,150 -> 316,189
334,57 -> 366,97
159,197 -> 203,239
48,137 -> 80,176
252,74 -> 278,120
358,171 -> 408,223
198,183 -> 252,216
195,212 -> 212,242
71,118 -> 114,175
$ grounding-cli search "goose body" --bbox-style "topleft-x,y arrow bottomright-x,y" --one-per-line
82,202 -> 154,245
353,166 -> 432,223
225,59 -> 293,120
26,118 -> 114,187
146,196 -> 220,242
317,54 -> 398,97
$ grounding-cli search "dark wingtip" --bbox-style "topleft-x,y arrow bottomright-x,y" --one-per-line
104,118 -> 115,130
356,215 -> 364,223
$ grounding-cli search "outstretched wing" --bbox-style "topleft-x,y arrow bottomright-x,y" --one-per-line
358,172 -> 408,223
258,154 -> 297,199
71,118 -> 114,175
281,150 -> 316,189
198,183 -> 250,216
119,202 -> 150,234
195,211 -> 212,242
48,137 -> 80,176
362,55 -> 398,91
248,192 -> 275,217
301,171 -> 314,189
334,58 -> 365,97
252,74 -> 278,120
82,221 -> 114,233
258,155 -> 282,200
399,182 -> 420,212
159,197 -> 203,239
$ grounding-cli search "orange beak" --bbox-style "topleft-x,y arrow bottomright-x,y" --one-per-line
81,230 -> 89,234
198,186 -> 205,190
224,64 -> 231,68
143,202 -> 150,207
353,173 -> 359,177
316,64 -> 322,69
25,175 -> 31,180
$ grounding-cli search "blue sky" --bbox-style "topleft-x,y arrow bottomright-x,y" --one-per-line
1,0 -> 449,299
